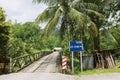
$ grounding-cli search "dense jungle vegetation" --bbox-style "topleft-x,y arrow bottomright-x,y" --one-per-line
0,0 -> 120,59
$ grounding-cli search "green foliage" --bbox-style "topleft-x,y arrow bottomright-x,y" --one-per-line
34,0 -> 98,41
61,34 -> 69,55
8,22 -> 42,57
40,35 -> 60,50
74,68 -> 120,75
8,38 -> 27,58
8,22 -> 60,57
100,29 -> 118,50
0,7 -> 11,56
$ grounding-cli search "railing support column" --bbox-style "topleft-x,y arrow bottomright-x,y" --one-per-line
9,58 -> 13,73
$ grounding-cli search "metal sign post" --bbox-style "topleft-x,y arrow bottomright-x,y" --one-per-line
72,52 -> 74,73
80,51 -> 83,72
69,41 -> 83,73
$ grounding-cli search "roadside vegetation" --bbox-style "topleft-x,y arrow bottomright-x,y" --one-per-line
75,68 -> 120,75
72,60 -> 120,75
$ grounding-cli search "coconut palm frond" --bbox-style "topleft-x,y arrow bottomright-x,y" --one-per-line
109,27 -> 120,35
103,0 -> 116,5
83,0 -> 116,5
88,21 -> 98,36
102,27 -> 118,45
72,1 -> 98,11
33,0 -> 55,4
35,7 -> 58,24
86,9 -> 105,19
69,7 -> 98,35
108,32 -> 118,45
43,8 -> 61,36
68,8 -> 86,28
82,0 -> 97,4
83,3 -> 98,11
33,0 -> 62,6
110,28 -> 120,43
32,0 -> 42,3
60,17 -> 67,40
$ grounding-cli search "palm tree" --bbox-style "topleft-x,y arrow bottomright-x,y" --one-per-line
70,0 -> 105,50
33,0 -> 98,44
71,0 -> 118,50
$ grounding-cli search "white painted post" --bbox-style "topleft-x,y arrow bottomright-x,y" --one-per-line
10,58 -> 12,73
72,52 -> 74,73
80,51 -> 83,72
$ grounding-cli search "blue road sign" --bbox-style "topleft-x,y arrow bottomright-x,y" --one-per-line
69,41 -> 83,52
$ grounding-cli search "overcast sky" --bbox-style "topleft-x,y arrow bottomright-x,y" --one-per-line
0,0 -> 47,24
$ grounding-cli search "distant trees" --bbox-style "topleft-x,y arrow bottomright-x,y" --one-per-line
13,22 -> 42,49
0,7 -> 11,56
9,22 -> 60,57
9,22 -> 42,57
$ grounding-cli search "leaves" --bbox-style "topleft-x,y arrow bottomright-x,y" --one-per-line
43,8 -> 61,36
33,0 -> 120,52
68,8 -> 86,28
33,0 -> 60,6
86,9 -> 105,19
0,7 -> 11,56
35,6 -> 58,24
72,1 -> 99,11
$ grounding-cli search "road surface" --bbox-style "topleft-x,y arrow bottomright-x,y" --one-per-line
19,52 -> 59,73
1,72 -> 120,80
0,52 -> 120,80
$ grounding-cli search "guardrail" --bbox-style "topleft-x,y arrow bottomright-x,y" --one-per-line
10,51 -> 52,72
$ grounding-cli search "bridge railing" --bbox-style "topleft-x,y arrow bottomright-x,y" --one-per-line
0,54 -> 10,74
10,51 -> 52,72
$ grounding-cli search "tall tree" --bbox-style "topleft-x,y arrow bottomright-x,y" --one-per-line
0,7 -> 11,56
72,0 -> 118,50
70,0 -> 105,50
33,0 -> 97,45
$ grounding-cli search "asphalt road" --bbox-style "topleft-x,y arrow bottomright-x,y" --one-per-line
0,73 -> 80,80
0,52 -> 120,80
1,72 -> 120,80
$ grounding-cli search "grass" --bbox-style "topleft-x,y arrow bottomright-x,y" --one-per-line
73,60 -> 120,75
75,68 -> 120,75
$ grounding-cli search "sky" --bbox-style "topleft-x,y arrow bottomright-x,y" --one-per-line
0,0 -> 47,24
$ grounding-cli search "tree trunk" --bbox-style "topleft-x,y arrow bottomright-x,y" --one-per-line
66,15 -> 70,45
93,27 -> 100,50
